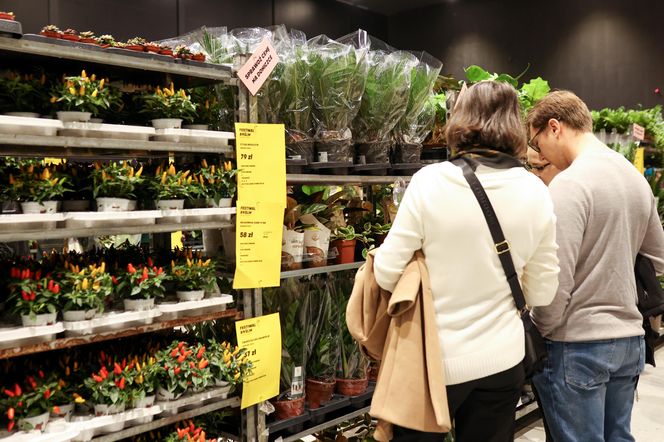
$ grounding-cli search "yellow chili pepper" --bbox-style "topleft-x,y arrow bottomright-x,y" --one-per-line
161,171 -> 167,184
90,74 -> 96,81
168,164 -> 176,176
74,397 -> 85,404
201,159 -> 208,168
135,166 -> 143,177
69,87 -> 76,95
91,88 -> 98,98
50,96 -> 57,103
79,85 -> 85,95
99,78 -> 105,89
81,70 -> 87,78
82,278 -> 89,290
170,82 -> 175,95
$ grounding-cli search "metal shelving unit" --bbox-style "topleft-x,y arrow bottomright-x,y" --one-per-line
0,308 -> 240,360
0,133 -> 235,156
279,406 -> 371,442
287,173 -> 411,185
280,262 -> 363,279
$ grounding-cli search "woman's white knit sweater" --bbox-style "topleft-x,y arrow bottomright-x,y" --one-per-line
374,161 -> 560,385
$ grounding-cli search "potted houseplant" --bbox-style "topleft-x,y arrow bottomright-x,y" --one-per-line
187,87 -> 223,130
150,163 -> 194,210
2,375 -> 59,432
83,363 -> 130,430
174,45 -> 193,60
329,226 -> 363,265
144,41 -> 163,53
0,71 -> 48,117
170,255 -> 216,302
282,42 -> 315,163
91,161 -> 144,211
117,261 -> 167,311
14,164 -> 70,214
165,424 -> 215,442
125,37 -> 147,52
333,280 -> 368,396
0,11 -> 15,21
59,162 -> 93,212
199,160 -> 237,208
48,376 -> 76,422
79,31 -> 97,44
8,266 -> 60,326
153,341 -> 213,401
128,356 -> 158,410
61,28 -> 80,42
282,197 -> 305,271
363,221 -> 391,248
96,35 -> 117,48
61,261 -> 112,321
207,340 -> 253,390
308,32 -> 369,164
40,25 -> 62,38
138,83 -> 197,129
51,70 -> 115,122
304,280 -> 339,409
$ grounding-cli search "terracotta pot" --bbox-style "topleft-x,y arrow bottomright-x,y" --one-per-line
80,38 -> 97,44
335,377 -> 368,396
145,45 -> 161,53
0,12 -> 15,20
125,44 -> 145,52
62,34 -> 81,41
331,239 -> 356,265
272,395 -> 305,420
192,53 -> 206,62
159,49 -> 174,56
305,379 -> 335,409
40,31 -> 61,38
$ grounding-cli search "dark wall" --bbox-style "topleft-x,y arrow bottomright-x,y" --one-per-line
0,0 -> 388,42
388,0 -> 664,109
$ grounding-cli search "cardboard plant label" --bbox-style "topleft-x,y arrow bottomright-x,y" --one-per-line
632,123 -> 645,141
236,313 -> 281,409
291,366 -> 304,398
237,38 -> 279,96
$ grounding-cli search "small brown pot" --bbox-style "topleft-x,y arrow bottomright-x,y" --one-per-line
40,31 -> 61,38
0,12 -> 15,20
331,239 -> 356,265
159,49 -> 174,56
192,53 -> 206,62
335,378 -> 368,396
145,44 -> 161,53
272,395 -> 305,420
80,38 -> 97,44
62,34 -> 81,41
305,379 -> 335,409
125,44 -> 145,52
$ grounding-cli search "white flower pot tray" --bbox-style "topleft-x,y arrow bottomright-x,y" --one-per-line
156,385 -> 233,415
0,213 -> 65,232
157,295 -> 233,320
0,428 -> 79,442
65,210 -> 161,229
151,128 -> 234,146
68,405 -> 162,439
0,322 -> 64,349
62,309 -> 162,336
58,122 -> 155,141
157,207 -> 236,224
0,115 -> 62,136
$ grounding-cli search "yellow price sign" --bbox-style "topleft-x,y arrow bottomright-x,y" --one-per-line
236,313 -> 281,409
633,147 -> 645,175
233,200 -> 284,289
234,123 -> 286,205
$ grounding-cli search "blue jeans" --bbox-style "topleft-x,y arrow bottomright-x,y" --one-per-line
533,336 -> 645,442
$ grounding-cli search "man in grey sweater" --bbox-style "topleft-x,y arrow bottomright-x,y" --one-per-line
527,91 -> 664,442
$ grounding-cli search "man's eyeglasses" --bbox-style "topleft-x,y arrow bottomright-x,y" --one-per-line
524,161 -> 551,172
527,126 -> 546,153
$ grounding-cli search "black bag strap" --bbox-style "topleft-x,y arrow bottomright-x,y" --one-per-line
453,158 -> 527,312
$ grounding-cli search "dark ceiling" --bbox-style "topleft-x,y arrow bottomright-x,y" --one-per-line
335,0 -> 450,16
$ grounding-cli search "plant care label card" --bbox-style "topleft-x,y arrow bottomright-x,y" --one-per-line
237,38 -> 280,96
233,200 -> 283,289
632,123 -> 645,141
236,313 -> 281,409
235,123 -> 286,205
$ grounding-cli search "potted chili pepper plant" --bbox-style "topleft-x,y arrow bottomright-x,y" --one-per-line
91,161 -> 144,211
8,266 -> 60,326
117,260 -> 167,311
61,261 -> 112,321
138,83 -> 197,129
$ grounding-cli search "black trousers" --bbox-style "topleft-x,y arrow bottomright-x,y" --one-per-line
392,363 -> 525,442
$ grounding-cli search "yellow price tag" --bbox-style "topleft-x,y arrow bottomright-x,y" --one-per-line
633,147 -> 645,175
236,313 -> 281,409
233,201 -> 283,289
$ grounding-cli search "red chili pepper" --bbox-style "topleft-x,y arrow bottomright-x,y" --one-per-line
35,270 -> 42,280
17,401 -> 22,408
197,346 -> 206,359
93,374 -> 103,383
114,363 -> 122,375
30,291 -> 36,301
100,351 -> 106,362
177,354 -> 186,363
47,279 -> 54,291
21,291 -> 29,301
52,284 -> 60,294
141,267 -> 148,282
111,276 -> 118,285
10,268 -> 17,278
21,269 -> 27,279
164,365 -> 170,371
7,408 -> 14,420
43,389 -> 51,399
190,422 -> 195,432
3,389 -> 15,397
38,370 -> 44,379
14,384 -> 21,396
157,267 -> 163,275
147,257 -> 153,267
27,270 -> 32,279
178,341 -> 186,349
198,360 -> 209,369
122,358 -> 127,369
7,420 -> 14,432
52,406 -> 61,414
127,263 -> 136,274
190,361 -> 195,369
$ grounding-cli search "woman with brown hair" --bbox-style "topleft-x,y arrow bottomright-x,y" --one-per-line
374,80 -> 560,441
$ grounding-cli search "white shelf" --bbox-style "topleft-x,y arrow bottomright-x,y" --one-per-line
287,174 -> 412,185
0,323 -> 64,349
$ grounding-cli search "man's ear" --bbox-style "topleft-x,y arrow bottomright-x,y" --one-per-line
549,118 -> 562,137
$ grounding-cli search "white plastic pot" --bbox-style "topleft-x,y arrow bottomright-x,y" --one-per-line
21,200 -> 60,214
89,118 -> 104,124
152,118 -> 182,129
56,111 -> 92,122
215,379 -> 230,387
207,198 -> 233,208
50,402 -> 75,421
157,388 -> 182,401
133,395 -> 155,409
124,298 -> 155,311
61,199 -> 91,212
18,411 -> 49,431
183,124 -> 209,130
63,309 -> 97,321
5,112 -> 40,118
21,312 -> 57,327
94,403 -> 125,416
176,290 -> 205,302
155,199 -> 185,210
96,197 -> 137,212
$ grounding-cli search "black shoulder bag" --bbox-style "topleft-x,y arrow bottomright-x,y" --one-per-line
455,158 -> 548,378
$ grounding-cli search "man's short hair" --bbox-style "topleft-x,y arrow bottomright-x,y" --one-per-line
526,90 -> 593,133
